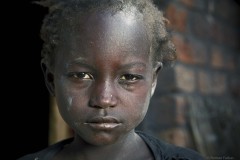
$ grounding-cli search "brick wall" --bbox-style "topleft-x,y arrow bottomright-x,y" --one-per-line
139,0 -> 240,159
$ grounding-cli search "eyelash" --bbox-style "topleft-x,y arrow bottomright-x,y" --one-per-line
67,72 -> 93,80
67,72 -> 143,83
119,74 -> 143,83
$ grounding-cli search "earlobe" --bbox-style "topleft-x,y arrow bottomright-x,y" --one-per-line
155,61 -> 163,74
151,62 -> 163,97
151,83 -> 156,97
41,60 -> 55,96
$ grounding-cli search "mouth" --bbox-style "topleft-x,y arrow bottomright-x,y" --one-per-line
84,116 -> 122,130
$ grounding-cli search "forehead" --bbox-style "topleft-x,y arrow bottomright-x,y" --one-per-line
58,7 -> 150,57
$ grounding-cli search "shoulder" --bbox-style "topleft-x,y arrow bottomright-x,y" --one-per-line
17,138 -> 73,160
136,131 -> 205,160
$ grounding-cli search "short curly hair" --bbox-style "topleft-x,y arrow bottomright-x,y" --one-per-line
35,0 -> 176,68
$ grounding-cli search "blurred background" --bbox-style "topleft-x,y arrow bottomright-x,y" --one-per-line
9,0 -> 240,159
141,0 -> 240,159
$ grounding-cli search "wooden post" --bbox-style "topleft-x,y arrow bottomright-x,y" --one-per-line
48,96 -> 73,145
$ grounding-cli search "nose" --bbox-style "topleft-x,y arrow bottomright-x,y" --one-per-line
89,80 -> 117,109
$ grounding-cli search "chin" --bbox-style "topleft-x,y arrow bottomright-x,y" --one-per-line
83,132 -> 121,146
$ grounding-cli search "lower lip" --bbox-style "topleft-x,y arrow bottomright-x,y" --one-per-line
84,123 -> 122,130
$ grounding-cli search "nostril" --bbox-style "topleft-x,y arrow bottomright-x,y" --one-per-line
89,94 -> 117,109
88,102 -> 102,109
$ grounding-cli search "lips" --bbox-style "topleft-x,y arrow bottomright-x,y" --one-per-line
87,117 -> 120,123
84,116 -> 122,130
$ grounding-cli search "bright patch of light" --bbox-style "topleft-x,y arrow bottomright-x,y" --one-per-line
124,12 -> 135,25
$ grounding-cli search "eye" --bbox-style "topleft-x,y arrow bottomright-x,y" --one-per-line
68,72 -> 93,80
119,74 -> 143,82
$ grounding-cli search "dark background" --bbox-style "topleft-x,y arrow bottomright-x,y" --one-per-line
4,1 -> 50,159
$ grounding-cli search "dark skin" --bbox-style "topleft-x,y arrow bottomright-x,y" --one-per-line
42,7 -> 162,160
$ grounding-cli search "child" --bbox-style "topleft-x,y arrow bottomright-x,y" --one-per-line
18,0 -> 205,159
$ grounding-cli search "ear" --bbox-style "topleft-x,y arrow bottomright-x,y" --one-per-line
41,60 -> 55,96
151,62 -> 163,97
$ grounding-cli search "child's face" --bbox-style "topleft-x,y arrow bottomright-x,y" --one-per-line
49,9 -> 158,145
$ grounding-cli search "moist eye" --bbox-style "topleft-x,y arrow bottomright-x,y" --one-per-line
68,72 -> 93,80
119,74 -> 143,82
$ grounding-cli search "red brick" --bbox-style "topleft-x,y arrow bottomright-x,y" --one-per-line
211,46 -> 236,70
211,72 -> 227,95
176,96 -> 187,125
198,70 -> 227,95
189,40 -> 208,65
209,22 -> 225,45
209,21 -> 240,50
173,35 -> 193,63
198,70 -> 211,94
175,64 -> 196,92
173,35 -> 207,65
180,0 -> 194,7
211,47 -> 224,69
165,4 -> 188,32
190,13 -> 210,39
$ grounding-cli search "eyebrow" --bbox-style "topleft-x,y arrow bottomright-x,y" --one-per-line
67,58 -> 96,71
121,62 -> 147,70
67,58 -> 147,70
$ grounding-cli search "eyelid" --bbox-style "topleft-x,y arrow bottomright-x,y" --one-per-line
67,72 -> 94,80
119,74 -> 143,82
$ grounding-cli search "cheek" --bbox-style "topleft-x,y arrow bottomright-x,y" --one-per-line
54,78 -> 88,121
123,85 -> 152,126
56,92 -> 89,129
136,89 -> 151,118
55,78 -> 73,110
